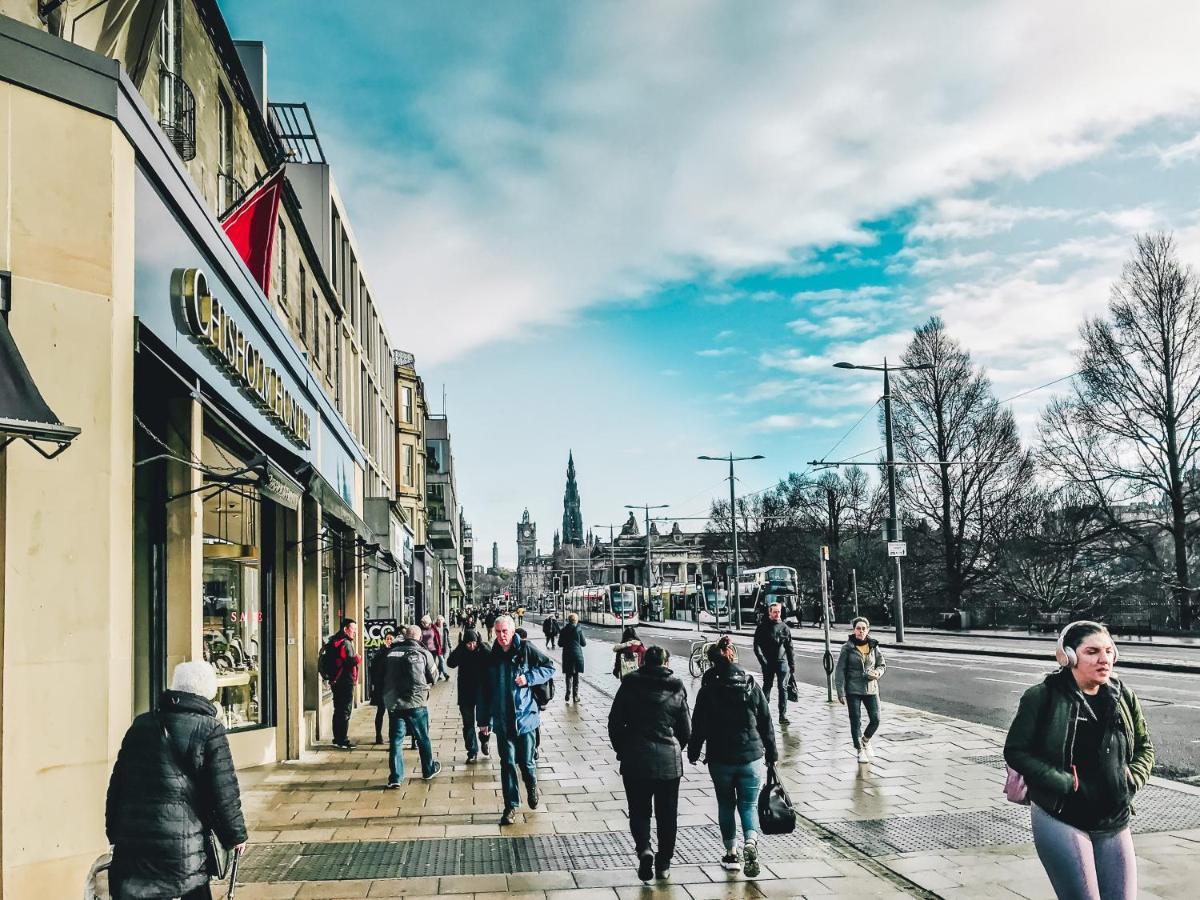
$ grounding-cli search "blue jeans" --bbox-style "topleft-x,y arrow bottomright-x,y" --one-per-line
846,694 -> 880,749
708,758 -> 766,849
388,706 -> 434,782
761,661 -> 790,715
496,728 -> 537,809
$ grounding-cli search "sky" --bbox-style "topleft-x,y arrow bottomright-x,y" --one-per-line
224,1 -> 1200,567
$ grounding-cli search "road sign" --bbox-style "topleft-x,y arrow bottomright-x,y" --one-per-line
887,541 -> 907,557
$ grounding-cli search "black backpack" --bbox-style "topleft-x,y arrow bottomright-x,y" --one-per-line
520,643 -> 555,709
318,636 -> 343,682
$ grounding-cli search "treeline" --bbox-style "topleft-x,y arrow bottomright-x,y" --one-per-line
706,233 -> 1200,631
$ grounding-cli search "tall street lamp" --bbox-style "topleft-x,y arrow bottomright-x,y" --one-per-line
833,359 -> 934,643
594,523 -> 624,626
698,453 -> 764,630
625,503 -> 669,605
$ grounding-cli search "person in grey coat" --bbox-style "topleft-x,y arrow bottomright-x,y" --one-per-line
381,625 -> 442,786
833,616 -> 887,764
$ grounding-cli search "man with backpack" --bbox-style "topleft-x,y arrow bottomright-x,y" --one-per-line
321,618 -> 362,750
541,613 -> 561,649
482,615 -> 555,825
381,624 -> 442,787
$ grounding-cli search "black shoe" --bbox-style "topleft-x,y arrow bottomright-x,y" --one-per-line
335,740 -> 354,750
527,783 -> 540,809
467,753 -> 478,764
499,806 -> 517,826
375,735 -> 384,744
423,761 -> 442,781
655,861 -> 671,881
386,780 -> 401,789
637,851 -> 654,883
481,741 -> 491,757
779,715 -> 790,725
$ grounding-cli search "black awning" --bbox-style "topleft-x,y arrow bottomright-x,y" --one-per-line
0,310 -> 80,459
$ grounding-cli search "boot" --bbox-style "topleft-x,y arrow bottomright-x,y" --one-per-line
480,733 -> 491,757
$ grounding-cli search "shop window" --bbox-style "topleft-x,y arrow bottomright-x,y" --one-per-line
202,430 -> 269,730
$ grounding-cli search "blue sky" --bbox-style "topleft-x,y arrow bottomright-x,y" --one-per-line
225,1 -> 1200,565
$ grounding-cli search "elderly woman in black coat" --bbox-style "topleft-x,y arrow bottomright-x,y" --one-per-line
608,645 -> 690,883
106,661 -> 247,899
557,612 -> 587,703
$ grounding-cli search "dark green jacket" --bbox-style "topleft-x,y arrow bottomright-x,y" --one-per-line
1004,671 -> 1153,828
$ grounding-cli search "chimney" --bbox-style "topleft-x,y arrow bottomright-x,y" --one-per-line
233,40 -> 268,113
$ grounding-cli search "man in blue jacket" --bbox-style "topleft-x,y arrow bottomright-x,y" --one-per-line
482,614 -> 555,825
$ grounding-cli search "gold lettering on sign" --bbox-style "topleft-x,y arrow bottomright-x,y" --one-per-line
172,268 -> 312,447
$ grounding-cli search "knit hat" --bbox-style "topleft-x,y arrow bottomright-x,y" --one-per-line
463,629 -> 481,643
171,660 -> 219,700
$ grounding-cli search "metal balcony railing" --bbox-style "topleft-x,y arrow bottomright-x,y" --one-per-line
393,350 -> 416,368
158,67 -> 196,161
218,172 -> 245,215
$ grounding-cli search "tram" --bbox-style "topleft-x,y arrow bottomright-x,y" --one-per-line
737,565 -> 800,624
564,582 -> 641,627
657,581 -> 729,625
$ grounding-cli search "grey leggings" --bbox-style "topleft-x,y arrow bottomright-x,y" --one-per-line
1031,804 -> 1136,900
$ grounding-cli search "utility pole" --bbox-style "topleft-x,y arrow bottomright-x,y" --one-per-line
698,453 -> 764,630
820,545 -> 833,702
625,502 -> 669,600
594,523 -> 623,627
851,568 -> 860,620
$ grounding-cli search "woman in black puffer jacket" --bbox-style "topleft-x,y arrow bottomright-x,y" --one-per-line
608,645 -> 691,882
106,661 -> 248,899
557,613 -> 587,703
688,636 -> 776,878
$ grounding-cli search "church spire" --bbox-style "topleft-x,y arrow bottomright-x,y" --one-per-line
562,450 -> 584,546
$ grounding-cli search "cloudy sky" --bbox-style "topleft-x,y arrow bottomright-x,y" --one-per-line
226,1 -> 1200,566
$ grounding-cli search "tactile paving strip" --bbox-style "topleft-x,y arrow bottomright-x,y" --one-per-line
237,824 -> 826,882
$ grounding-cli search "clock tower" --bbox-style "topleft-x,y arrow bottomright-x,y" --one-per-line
516,508 -> 537,566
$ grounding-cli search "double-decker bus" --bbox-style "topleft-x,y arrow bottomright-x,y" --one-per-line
737,565 -> 800,624
564,583 -> 641,627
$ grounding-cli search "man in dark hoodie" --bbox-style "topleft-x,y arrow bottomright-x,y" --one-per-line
608,645 -> 690,883
688,635 -> 776,878
447,628 -> 492,762
753,602 -> 795,724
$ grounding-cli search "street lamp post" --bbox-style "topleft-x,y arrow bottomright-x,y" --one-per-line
698,453 -> 765,630
833,359 -> 934,643
625,503 -> 669,609
593,523 -> 623,627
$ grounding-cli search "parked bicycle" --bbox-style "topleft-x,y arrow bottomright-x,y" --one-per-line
688,636 -> 715,677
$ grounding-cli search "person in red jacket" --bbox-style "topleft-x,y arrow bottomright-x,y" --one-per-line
420,616 -> 446,681
324,619 -> 361,749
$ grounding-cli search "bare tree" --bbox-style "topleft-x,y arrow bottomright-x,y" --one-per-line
1040,233 -> 1200,628
892,316 -> 1037,609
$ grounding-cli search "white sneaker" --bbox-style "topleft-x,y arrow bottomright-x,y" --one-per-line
857,748 -> 870,764
863,739 -> 873,760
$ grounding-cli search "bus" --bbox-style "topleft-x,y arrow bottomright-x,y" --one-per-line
737,566 -> 800,624
564,583 -> 641,627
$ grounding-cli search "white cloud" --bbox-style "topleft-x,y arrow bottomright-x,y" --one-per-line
696,347 -> 739,358
1157,133 -> 1200,166
715,329 -> 736,340
788,315 -> 872,337
751,412 -> 853,432
909,250 -> 997,274
909,198 -> 1069,241
319,1 -> 1200,364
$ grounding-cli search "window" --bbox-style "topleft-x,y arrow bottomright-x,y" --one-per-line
158,0 -> 183,122
330,213 -> 338,288
313,309 -> 321,366
325,315 -> 333,382
276,222 -> 288,310
217,85 -> 234,209
299,266 -> 307,339
335,324 -> 342,407
401,387 -> 412,424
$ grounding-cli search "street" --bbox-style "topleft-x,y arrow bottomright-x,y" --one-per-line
554,617 -> 1200,782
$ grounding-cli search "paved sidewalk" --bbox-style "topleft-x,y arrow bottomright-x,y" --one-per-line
224,632 -> 1200,899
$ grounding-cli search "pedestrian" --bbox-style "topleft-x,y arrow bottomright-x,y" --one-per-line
558,612 -> 587,703
833,617 -> 886,763
370,631 -> 396,744
321,618 -> 361,750
419,615 -> 444,681
608,645 -> 690,883
542,612 -> 561,649
381,624 -> 442,787
612,625 -> 646,680
447,628 -> 492,762
484,606 -> 499,641
482,615 -> 555,825
687,635 -> 776,878
753,602 -> 795,725
106,661 -> 247,900
437,615 -> 452,680
516,605 -> 526,626
1004,621 -> 1153,900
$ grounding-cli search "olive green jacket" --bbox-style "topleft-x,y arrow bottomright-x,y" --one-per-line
1004,671 -> 1154,825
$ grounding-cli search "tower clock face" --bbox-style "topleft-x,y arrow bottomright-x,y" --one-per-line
524,528 -> 532,537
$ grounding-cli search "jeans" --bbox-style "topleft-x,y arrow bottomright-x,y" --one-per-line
623,776 -> 681,867
388,705 -> 435,782
496,728 -> 537,809
1031,804 -> 1137,900
708,758 -> 766,849
846,694 -> 881,749
459,698 -> 488,755
332,679 -> 354,744
437,655 -> 449,679
761,661 -> 790,715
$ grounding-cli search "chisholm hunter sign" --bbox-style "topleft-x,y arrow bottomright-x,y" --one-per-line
172,268 -> 312,447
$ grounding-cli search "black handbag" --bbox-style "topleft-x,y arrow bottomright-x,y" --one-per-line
757,762 -> 797,835
786,674 -> 799,704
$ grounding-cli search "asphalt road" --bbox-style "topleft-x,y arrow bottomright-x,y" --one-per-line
538,616 -> 1200,782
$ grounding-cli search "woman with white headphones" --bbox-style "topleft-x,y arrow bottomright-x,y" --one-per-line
1003,621 -> 1154,900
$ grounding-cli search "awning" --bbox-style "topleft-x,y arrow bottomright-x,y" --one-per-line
0,305 -> 80,459
301,464 -> 373,543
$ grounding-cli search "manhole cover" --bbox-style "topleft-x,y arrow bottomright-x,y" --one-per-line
882,731 -> 927,742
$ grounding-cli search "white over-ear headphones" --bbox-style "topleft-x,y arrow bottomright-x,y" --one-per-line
1056,620 -> 1118,667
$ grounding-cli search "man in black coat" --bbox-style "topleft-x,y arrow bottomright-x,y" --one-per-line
753,602 -> 795,724
608,645 -> 691,882
447,628 -> 493,762
106,661 -> 247,899
542,614 -> 561,648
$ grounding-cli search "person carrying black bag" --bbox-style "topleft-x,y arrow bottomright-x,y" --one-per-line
106,661 -> 247,900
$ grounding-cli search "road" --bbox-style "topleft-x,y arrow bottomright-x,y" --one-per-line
535,616 -> 1200,781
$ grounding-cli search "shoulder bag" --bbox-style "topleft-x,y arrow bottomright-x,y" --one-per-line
757,762 -> 797,834
1003,687 -> 1052,805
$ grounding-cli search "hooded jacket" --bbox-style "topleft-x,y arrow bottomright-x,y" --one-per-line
483,633 -> 555,736
833,636 -> 886,699
381,638 -> 438,712
1004,669 -> 1153,831
447,629 -> 492,706
608,666 -> 691,780
753,618 -> 795,670
106,690 -> 247,899
558,621 -> 587,672
688,660 -> 777,765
